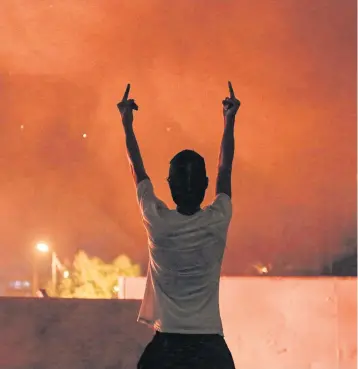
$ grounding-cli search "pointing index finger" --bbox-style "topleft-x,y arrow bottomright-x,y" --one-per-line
228,81 -> 235,99
122,83 -> 131,101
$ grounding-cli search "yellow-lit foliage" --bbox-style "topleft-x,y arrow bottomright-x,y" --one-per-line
53,250 -> 141,298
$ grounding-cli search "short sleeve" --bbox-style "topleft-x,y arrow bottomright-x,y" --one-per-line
208,193 -> 232,220
136,179 -> 167,223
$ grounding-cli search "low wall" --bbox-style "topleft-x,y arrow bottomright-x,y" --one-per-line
0,278 -> 356,369
0,299 -> 153,369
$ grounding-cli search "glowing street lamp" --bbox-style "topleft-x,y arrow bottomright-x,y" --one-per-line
32,242 -> 62,296
36,242 -> 49,253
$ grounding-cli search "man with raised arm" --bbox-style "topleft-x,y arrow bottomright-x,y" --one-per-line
117,82 -> 240,369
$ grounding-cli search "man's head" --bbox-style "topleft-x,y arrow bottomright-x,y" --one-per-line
168,150 -> 208,212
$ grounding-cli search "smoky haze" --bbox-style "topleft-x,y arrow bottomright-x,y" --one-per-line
0,0 -> 356,276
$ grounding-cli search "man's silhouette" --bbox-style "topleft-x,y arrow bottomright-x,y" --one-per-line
117,82 -> 240,369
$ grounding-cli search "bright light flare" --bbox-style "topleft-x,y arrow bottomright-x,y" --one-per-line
63,270 -> 70,279
36,242 -> 49,253
82,133 -> 87,138
253,263 -> 270,275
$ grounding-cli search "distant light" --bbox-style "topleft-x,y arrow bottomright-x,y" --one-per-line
253,263 -> 269,275
82,133 -> 87,138
63,270 -> 70,279
20,125 -> 24,130
9,281 -> 30,289
113,285 -> 120,292
36,242 -> 49,253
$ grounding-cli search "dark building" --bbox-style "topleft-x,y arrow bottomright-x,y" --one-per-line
331,253 -> 357,276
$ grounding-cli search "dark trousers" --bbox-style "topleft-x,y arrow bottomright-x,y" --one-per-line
137,331 -> 236,369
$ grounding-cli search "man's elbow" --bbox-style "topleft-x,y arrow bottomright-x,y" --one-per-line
218,166 -> 232,176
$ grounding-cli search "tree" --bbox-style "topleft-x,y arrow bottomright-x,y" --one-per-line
51,250 -> 141,298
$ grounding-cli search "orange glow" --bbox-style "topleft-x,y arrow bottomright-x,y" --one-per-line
0,1 -> 355,275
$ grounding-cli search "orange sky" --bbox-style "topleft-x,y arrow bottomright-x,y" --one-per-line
0,0 -> 356,276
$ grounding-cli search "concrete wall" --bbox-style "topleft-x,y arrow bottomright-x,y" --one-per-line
0,298 -> 153,369
0,278 -> 356,369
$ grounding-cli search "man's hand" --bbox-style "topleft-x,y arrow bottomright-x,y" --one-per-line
116,83 -> 148,185
222,81 -> 241,120
117,84 -> 139,126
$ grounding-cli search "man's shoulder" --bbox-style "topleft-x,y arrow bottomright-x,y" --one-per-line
204,193 -> 232,217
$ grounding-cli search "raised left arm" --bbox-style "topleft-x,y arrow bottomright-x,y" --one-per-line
117,84 -> 149,185
123,124 -> 149,184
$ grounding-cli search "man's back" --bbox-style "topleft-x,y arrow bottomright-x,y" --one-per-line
117,81 -> 240,368
137,179 -> 232,334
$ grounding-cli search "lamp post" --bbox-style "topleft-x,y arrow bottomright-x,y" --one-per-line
33,242 -> 60,296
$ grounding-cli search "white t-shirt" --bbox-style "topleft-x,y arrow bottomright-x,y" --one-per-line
136,179 -> 232,335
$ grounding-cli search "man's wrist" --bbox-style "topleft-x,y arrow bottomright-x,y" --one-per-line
123,120 -> 134,133
224,115 -> 236,125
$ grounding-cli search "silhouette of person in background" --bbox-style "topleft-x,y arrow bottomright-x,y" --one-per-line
36,289 -> 48,298
117,81 -> 240,369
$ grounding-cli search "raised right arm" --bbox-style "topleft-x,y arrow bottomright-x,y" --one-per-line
216,81 -> 241,198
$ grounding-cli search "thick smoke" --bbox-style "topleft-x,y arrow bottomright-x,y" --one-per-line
0,0 -> 356,276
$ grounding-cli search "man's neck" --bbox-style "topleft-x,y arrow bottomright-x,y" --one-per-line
176,206 -> 201,216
